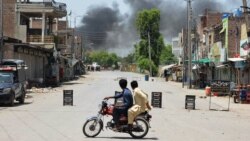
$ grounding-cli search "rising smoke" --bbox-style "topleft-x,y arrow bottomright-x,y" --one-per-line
78,0 -> 242,56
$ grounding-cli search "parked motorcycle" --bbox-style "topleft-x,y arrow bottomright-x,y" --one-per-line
82,99 -> 152,138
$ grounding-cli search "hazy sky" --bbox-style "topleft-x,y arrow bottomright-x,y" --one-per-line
55,0 -> 129,26
55,0 -> 242,26
50,0 -> 243,56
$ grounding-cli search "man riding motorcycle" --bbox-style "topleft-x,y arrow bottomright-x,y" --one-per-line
104,79 -> 133,129
128,81 -> 152,130
83,79 -> 152,138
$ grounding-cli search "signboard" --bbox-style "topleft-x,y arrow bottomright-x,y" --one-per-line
151,92 -> 162,108
240,23 -> 250,56
63,90 -> 73,106
209,80 -> 231,111
185,95 -> 196,109
210,80 -> 230,93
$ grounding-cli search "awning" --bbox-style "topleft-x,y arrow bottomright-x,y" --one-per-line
198,58 -> 211,63
161,64 -> 176,70
185,60 -> 199,63
228,58 -> 246,62
187,58 -> 212,64
159,64 -> 176,77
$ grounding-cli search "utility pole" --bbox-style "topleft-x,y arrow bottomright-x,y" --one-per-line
148,31 -> 152,77
187,0 -> 193,89
0,0 -> 3,61
242,0 -> 249,31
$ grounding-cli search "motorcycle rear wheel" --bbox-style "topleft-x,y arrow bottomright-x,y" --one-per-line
83,119 -> 102,137
129,118 -> 149,139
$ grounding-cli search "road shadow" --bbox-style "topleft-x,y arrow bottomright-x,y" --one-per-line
80,75 -> 86,78
62,82 -> 82,85
0,101 -> 33,108
93,137 -> 158,140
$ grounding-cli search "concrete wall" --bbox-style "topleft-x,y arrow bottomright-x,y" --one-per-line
14,52 -> 45,81
3,43 -> 48,82
2,43 -> 14,59
17,25 -> 27,43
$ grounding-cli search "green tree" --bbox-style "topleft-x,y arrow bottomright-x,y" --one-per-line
160,44 -> 178,65
122,52 -> 135,64
88,51 -> 119,68
135,8 -> 165,76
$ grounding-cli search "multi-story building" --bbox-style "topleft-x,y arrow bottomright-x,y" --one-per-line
196,9 -> 250,84
1,0 -> 68,86
172,37 -> 182,63
197,10 -> 223,59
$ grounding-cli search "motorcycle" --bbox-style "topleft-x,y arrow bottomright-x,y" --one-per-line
82,99 -> 152,138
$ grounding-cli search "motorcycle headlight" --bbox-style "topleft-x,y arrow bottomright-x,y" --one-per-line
3,88 -> 12,94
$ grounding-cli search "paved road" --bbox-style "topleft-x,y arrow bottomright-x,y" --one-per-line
0,71 -> 250,141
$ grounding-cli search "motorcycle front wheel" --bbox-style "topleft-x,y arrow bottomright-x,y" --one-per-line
129,118 -> 149,139
83,118 -> 103,137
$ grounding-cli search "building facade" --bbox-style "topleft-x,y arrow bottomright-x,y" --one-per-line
1,0 -> 69,86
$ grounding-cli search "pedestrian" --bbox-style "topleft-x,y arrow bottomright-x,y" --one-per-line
128,80 -> 152,130
164,69 -> 168,81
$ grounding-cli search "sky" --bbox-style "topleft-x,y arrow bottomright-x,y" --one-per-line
56,0 -> 129,27
39,0 -> 244,56
55,0 -> 242,27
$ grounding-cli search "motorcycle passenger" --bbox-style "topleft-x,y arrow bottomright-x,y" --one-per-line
128,81 -> 152,130
104,79 -> 133,128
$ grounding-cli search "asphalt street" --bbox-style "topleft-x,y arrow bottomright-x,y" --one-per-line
0,71 -> 250,141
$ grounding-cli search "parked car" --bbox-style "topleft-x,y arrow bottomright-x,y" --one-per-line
0,59 -> 28,106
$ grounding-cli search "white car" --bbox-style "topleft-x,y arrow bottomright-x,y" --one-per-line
91,62 -> 100,71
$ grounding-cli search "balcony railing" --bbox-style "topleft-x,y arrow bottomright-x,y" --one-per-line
27,35 -> 54,43
19,0 -> 67,12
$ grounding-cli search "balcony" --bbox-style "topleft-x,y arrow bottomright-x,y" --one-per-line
16,0 -> 67,18
27,35 -> 54,43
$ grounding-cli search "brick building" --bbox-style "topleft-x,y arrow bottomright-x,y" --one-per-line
0,0 -> 68,86
197,10 -> 223,59
195,9 -> 250,85
2,0 -> 16,38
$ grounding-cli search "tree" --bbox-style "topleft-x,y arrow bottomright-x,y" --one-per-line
135,9 -> 165,76
87,51 -> 119,68
160,44 -> 178,65
122,52 -> 135,64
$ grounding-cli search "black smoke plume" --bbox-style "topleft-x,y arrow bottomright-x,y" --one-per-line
78,0 -> 242,56
78,3 -> 124,49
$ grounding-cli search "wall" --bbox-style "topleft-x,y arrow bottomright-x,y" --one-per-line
2,0 -> 16,38
2,44 -> 48,82
227,17 -> 244,58
14,52 -> 45,81
2,43 -> 14,59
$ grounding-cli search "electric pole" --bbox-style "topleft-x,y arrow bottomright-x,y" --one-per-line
0,0 -> 3,61
187,0 -> 193,89
148,31 -> 152,77
242,0 -> 249,31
